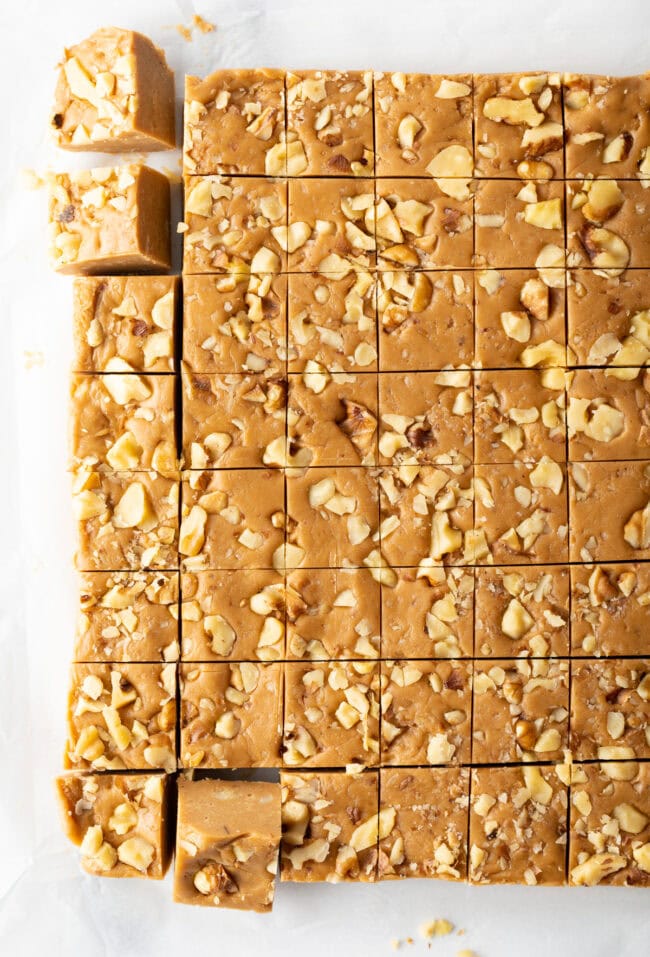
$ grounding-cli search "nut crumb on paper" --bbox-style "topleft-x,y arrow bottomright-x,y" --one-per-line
420,919 -> 454,940
24,350 -> 44,369
176,14 -> 216,42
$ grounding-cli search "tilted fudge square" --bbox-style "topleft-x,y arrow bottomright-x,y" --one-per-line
181,570 -> 285,662
570,563 -> 650,657
184,69 -> 286,176
568,461 -> 650,563
64,662 -> 176,772
568,269 -> 650,370
475,179 -> 565,269
51,27 -> 175,151
180,662 -> 283,769
49,165 -> 171,275
283,660 -> 380,768
570,658 -> 650,761
378,767 -> 469,881
72,276 -> 178,373
56,772 -> 171,878
74,571 -> 179,662
286,70 -> 374,177
567,179 -> 650,274
174,778 -> 281,911
374,72 -> 473,179
469,765 -> 568,885
287,179 -> 376,273
567,369 -> 650,461
280,770 -> 379,882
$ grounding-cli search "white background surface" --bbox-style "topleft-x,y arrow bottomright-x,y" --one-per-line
0,1 -> 649,954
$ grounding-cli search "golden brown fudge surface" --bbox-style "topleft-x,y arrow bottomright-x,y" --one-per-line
280,770 -> 378,882
567,178 -> 650,274
56,772 -> 170,878
569,461 -> 650,562
469,765 -> 568,885
184,69 -> 286,176
74,571 -> 179,662
64,662 -> 176,772
49,164 -> 170,275
283,660 -> 380,767
568,269 -> 650,369
174,778 -> 280,910
73,469 -> 179,571
567,368 -> 650,461
570,658 -> 650,761
287,179 -> 376,273
475,179 -> 565,269
180,662 -> 283,769
51,28 -> 175,151
73,276 -> 177,373
570,563 -> 650,657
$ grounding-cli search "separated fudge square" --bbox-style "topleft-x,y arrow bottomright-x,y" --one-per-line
51,27 -> 175,151
378,767 -> 469,881
475,565 -> 570,659
380,659 -> 471,766
374,72 -> 473,179
568,461 -> 650,562
570,658 -> 650,762
183,273 -> 287,376
378,270 -> 474,371
568,269 -> 650,369
73,469 -> 179,571
288,371 -> 378,467
180,662 -> 283,768
471,659 -> 569,763
184,69 -> 286,176
287,179 -> 376,273
469,765 -> 568,885
65,662 -> 176,772
183,176 -> 287,275
375,179 -> 473,270
283,660 -> 380,767
475,179 -> 565,269
180,469 -> 284,571
72,276 -> 178,373
181,570 -> 285,662
567,178 -> 650,274
280,770 -> 378,882
474,72 -> 564,178
174,778 -> 281,910
74,571 -> 179,662
56,772 -> 171,878
570,563 -> 650,657
49,165 -> 170,274
567,369 -> 650,461
569,762 -> 650,887
286,567 -> 380,660
474,460 -> 569,565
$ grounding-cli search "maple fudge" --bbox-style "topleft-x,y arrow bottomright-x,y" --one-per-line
280,770 -> 378,882
49,164 -> 171,274
74,571 -> 179,662
374,72 -> 473,179
568,461 -> 650,562
378,768 -> 469,881
474,73 -> 564,178
378,270 -> 474,371
471,659 -> 569,763
286,568 -> 380,660
570,563 -> 650,657
563,73 -> 650,180
51,27 -> 175,151
73,276 -> 178,373
283,660 -> 380,767
184,69 -> 285,175
569,762 -> 650,887
181,570 -> 284,662
567,369 -> 650,461
567,178 -> 650,275
287,271 -> 378,373
380,659 -> 471,766
183,175 -> 287,274
174,778 -> 280,910
286,70 -> 374,176
70,373 -> 176,472
56,772 -> 171,878
287,179 -> 376,273
474,179 -> 565,269
475,267 -> 566,371
475,565 -> 570,659
474,460 -> 569,565
375,179 -> 473,270
570,658 -> 650,761
568,269 -> 650,369
73,469 -> 179,571
64,662 -> 176,772
180,662 -> 282,768
469,765 -> 568,885
180,469 -> 284,571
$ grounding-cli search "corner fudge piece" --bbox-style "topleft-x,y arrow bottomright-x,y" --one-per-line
567,269 -> 650,369
287,179 -> 376,273
568,461 -> 650,562
475,179 -> 565,269
567,179 -> 650,274
570,658 -> 650,761
570,563 -> 650,657
567,369 -> 650,461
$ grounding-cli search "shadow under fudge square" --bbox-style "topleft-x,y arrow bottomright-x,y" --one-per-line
570,563 -> 650,657
570,658 -> 650,762
567,369 -> 650,462
568,269 -> 650,369
568,461 -> 650,563
567,178 -> 650,273
475,179 -> 565,270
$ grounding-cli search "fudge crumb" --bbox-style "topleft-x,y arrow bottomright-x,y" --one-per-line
419,919 -> 454,940
390,940 -> 401,952
192,14 -> 216,33
24,350 -> 44,369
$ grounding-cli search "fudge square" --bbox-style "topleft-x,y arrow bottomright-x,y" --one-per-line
567,269 -> 650,370
567,369 -> 650,462
174,778 -> 281,911
568,461 -> 650,563
570,563 -> 650,657
287,179 -> 376,273
56,772 -> 171,878
570,658 -> 650,762
474,179 -> 565,269
566,179 -> 650,273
